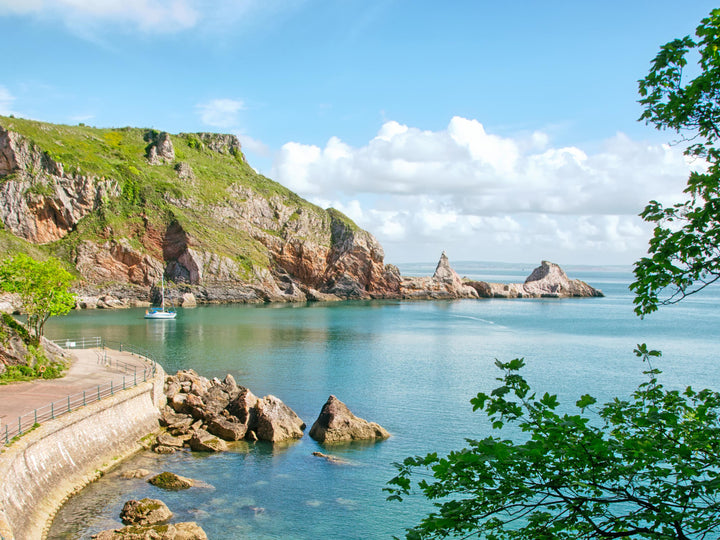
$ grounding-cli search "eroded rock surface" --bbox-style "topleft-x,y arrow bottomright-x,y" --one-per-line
157,370 -> 305,451
120,498 -> 172,526
309,395 -> 390,443
466,260 -> 604,298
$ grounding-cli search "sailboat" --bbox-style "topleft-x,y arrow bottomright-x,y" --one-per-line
145,275 -> 177,319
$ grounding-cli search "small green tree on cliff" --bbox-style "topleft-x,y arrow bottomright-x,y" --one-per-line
386,9 -> 720,540
0,253 -> 75,339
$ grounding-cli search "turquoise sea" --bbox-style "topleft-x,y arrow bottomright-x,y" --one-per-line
46,262 -> 720,539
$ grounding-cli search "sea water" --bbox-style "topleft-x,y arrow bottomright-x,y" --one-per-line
45,263 -> 720,539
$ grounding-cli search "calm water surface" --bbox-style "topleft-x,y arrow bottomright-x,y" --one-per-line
46,263 -> 720,539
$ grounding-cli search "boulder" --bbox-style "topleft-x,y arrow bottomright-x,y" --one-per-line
148,471 -> 194,490
227,387 -> 259,425
156,432 -> 185,448
119,469 -> 151,479
120,498 -> 172,525
188,429 -> 228,452
207,416 -> 247,441
255,395 -> 306,442
93,522 -> 207,540
309,395 -> 390,443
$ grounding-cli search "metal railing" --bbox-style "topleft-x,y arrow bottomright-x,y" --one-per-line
2,337 -> 159,446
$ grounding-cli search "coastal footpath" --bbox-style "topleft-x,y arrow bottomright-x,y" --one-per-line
0,355 -> 166,540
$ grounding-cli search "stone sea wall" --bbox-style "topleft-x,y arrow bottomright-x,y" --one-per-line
0,365 -> 166,540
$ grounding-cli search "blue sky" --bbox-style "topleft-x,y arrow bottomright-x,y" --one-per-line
1,1 -> 717,266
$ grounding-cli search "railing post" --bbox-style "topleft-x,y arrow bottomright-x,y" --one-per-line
123,376 -> 126,390
34,410 -> 37,425
51,402 -> 54,419
111,381 -> 113,396
83,391 -> 86,407
134,368 -> 137,386
5,424 -> 8,445
97,385 -> 100,401
18,417 -> 22,436
67,395 -> 71,413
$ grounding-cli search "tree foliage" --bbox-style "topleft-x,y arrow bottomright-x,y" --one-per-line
386,350 -> 720,539
387,9 -> 720,539
631,8 -> 720,316
0,253 -> 75,339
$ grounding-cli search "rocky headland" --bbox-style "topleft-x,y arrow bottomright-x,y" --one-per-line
0,117 -> 602,310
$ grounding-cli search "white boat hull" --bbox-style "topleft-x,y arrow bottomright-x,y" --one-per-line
144,310 -> 176,320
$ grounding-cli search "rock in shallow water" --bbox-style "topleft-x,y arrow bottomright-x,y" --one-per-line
309,395 -> 390,443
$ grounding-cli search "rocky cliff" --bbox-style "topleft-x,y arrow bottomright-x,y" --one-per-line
0,118 -> 401,304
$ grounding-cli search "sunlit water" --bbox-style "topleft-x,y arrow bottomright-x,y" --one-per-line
45,263 -> 720,539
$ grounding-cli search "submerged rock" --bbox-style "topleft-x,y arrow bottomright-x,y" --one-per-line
93,521 -> 207,540
148,472 -> 194,491
309,395 -> 390,443
120,498 -> 172,526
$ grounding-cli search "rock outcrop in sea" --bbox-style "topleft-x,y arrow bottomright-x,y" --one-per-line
400,251 -> 480,299
466,260 -> 604,298
157,369 -> 305,452
309,395 -> 390,443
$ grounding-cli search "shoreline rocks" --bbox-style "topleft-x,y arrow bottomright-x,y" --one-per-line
156,370 -> 305,453
309,395 -> 390,444
93,497 -> 207,540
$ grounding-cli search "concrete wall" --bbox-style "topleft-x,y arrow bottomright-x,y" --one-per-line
0,364 -> 166,540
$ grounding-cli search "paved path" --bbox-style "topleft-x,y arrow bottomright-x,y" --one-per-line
0,348 -> 153,427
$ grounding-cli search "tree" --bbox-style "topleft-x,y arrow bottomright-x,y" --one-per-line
386,9 -> 720,539
0,253 -> 76,339
386,349 -> 720,539
631,8 -> 720,316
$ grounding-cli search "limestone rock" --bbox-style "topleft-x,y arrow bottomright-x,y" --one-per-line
174,161 -> 195,180
120,498 -> 172,525
180,292 -> 197,307
148,471 -> 194,490
309,395 -> 390,443
207,416 -> 247,441
119,469 -> 151,479
160,370 -> 306,448
93,522 -> 207,540
147,131 -> 175,165
255,395 -> 306,442
466,261 -> 604,299
400,252 -> 479,300
188,429 -> 228,452
523,260 -> 604,297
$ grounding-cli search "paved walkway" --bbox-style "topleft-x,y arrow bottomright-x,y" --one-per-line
0,348 -> 153,427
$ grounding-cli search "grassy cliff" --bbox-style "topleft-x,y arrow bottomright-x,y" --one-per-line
0,116 -> 361,284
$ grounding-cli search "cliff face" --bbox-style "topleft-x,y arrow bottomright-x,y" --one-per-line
0,128 -> 120,244
0,119 -> 399,303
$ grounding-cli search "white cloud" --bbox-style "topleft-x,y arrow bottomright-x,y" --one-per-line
196,98 -> 245,129
0,85 -> 15,115
0,0 -> 200,33
270,116 -> 697,264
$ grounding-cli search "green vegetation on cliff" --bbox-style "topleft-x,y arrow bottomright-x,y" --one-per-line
0,116 -> 350,278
